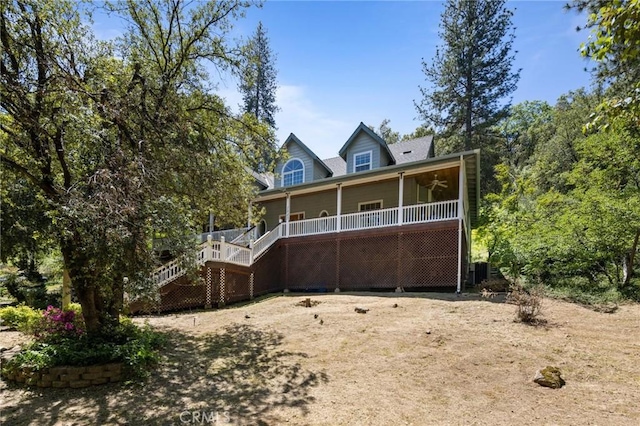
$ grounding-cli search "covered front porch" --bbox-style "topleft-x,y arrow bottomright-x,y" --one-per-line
254,153 -> 476,250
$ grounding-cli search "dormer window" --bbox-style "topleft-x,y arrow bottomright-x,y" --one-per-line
282,158 -> 304,186
354,151 -> 372,172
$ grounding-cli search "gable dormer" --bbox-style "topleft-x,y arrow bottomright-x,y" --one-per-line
338,123 -> 396,174
274,133 -> 333,188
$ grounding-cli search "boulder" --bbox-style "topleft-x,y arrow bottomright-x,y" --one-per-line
533,366 -> 565,389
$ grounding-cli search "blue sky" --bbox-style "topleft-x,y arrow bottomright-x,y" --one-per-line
94,1 -> 595,160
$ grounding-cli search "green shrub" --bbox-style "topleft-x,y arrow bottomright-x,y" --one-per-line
1,318 -> 166,381
0,305 -> 42,333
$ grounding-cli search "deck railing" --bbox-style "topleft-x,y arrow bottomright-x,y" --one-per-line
288,216 -> 338,236
196,227 -> 251,244
403,200 -> 458,225
152,245 -> 209,287
341,208 -> 399,232
152,199 -> 461,286
253,222 -> 285,259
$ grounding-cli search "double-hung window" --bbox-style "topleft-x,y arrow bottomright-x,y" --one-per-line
282,159 -> 304,186
353,151 -> 372,172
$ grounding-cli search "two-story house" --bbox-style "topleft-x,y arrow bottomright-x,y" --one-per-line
132,123 -> 479,313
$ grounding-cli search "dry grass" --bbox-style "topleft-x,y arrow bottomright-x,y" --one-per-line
2,293 -> 640,425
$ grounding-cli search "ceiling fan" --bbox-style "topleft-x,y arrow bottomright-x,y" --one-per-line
428,174 -> 448,191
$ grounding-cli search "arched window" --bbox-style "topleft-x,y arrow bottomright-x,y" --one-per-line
282,159 -> 304,186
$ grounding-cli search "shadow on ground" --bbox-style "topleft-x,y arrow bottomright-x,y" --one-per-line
1,324 -> 328,425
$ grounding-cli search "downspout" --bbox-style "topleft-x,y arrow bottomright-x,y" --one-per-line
457,155 -> 464,294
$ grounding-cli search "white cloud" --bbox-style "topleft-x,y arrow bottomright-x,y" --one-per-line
275,85 -> 354,160
217,83 -> 355,160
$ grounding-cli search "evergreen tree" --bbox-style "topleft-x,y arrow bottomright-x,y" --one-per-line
368,118 -> 400,144
415,0 -> 520,153
240,22 -> 279,128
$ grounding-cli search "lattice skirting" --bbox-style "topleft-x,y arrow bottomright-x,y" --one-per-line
132,221 -> 467,313
283,222 -> 461,289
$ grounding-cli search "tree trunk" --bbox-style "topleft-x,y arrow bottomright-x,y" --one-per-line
622,229 -> 640,288
61,238 -> 119,336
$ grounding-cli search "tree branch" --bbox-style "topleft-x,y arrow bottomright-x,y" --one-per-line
0,154 -> 58,198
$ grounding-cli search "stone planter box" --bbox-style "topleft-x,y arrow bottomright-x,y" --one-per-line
1,363 -> 122,388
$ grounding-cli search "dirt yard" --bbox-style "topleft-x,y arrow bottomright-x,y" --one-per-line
1,293 -> 639,425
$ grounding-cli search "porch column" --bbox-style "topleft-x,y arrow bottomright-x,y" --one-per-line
456,156 -> 464,294
208,211 -> 214,237
247,202 -> 252,229
398,172 -> 405,226
285,192 -> 291,237
336,184 -> 342,233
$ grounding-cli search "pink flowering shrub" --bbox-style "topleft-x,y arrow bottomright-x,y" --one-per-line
36,305 -> 85,342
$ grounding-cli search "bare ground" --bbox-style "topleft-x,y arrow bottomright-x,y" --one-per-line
1,293 -> 639,425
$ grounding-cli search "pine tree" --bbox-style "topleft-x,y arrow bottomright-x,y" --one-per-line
415,0 -> 520,152
240,22 -> 279,128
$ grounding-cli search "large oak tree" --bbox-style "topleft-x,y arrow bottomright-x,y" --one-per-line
0,0 -> 274,334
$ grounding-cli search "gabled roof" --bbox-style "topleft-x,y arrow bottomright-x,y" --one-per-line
282,133 -> 333,177
247,167 -> 271,190
338,122 -> 396,164
322,156 -> 347,177
388,136 -> 434,164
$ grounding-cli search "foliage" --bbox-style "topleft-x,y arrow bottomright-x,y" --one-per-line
369,118 -> 401,144
1,318 -> 166,379
400,125 -> 435,142
0,304 -> 42,334
571,0 -> 640,129
0,0 -> 276,335
238,21 -> 279,171
480,93 -> 640,300
36,305 -> 85,342
0,269 -> 58,309
494,101 -> 554,173
0,168 -> 55,270
507,284 -> 544,324
415,0 -> 520,159
240,21 -> 279,128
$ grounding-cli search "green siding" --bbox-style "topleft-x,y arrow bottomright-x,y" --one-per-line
313,161 -> 329,180
258,199 -> 285,232
291,190 -> 337,218
275,142 -> 314,188
342,179 -> 399,213
345,132 -> 381,173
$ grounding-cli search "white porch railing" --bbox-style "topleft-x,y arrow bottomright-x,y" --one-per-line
196,227 -> 251,244
152,199 -> 460,286
253,222 -> 285,259
152,244 -> 209,287
341,208 -> 399,232
403,200 -> 458,225
289,216 -> 338,236
230,227 -> 258,246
